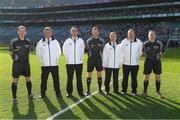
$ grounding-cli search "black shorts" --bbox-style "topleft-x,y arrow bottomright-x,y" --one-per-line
143,59 -> 162,74
12,61 -> 31,78
87,58 -> 103,72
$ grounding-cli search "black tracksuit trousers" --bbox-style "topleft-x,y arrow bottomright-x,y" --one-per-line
41,66 -> 61,95
66,64 -> 83,95
104,68 -> 119,93
122,65 -> 139,94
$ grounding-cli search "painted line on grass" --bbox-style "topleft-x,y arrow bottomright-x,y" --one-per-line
47,76 -> 123,120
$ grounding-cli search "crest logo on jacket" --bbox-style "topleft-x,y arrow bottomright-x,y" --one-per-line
42,42 -> 47,46
109,48 -> 113,50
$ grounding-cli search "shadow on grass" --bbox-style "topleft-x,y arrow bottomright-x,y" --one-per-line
42,97 -> 59,115
12,99 -> 37,119
91,93 -> 180,119
67,95 -> 112,119
41,93 -> 180,119
55,96 -> 80,119
42,96 -> 80,119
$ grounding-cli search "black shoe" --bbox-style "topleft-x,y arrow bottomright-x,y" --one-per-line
79,93 -> 85,97
99,89 -> 104,94
114,91 -> 120,94
29,94 -> 35,99
56,93 -> 62,98
141,92 -> 148,97
85,91 -> 91,96
13,98 -> 18,104
66,94 -> 72,97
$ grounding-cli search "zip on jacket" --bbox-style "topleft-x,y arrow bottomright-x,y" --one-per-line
36,37 -> 61,67
74,39 -> 76,64
113,45 -> 116,68
130,41 -> 132,65
120,38 -> 143,66
63,37 -> 85,65
48,40 -> 51,66
102,42 -> 122,69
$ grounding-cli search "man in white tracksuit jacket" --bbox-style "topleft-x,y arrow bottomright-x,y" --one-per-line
36,27 -> 61,98
120,29 -> 143,96
63,26 -> 85,97
103,32 -> 122,95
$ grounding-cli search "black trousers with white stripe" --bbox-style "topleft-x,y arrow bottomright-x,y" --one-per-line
104,68 -> 119,93
66,64 -> 83,95
122,64 -> 139,94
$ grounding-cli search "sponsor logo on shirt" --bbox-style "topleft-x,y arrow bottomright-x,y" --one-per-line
25,45 -> 30,48
154,45 -> 159,49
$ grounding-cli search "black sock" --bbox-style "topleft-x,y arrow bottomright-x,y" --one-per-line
144,80 -> 149,93
11,82 -> 17,99
156,80 -> 161,93
26,81 -> 32,95
87,78 -> 91,92
98,77 -> 102,91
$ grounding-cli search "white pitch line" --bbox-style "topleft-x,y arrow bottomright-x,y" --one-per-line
47,76 -> 123,120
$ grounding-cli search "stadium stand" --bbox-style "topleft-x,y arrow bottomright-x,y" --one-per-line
0,0 -> 179,48
0,0 -> 113,8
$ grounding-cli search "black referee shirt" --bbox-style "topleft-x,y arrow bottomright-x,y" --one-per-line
143,40 -> 164,61
86,37 -> 104,59
9,37 -> 31,62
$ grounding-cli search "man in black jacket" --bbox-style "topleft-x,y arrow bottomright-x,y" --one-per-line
9,26 -> 34,103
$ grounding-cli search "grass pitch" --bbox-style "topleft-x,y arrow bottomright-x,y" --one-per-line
0,48 -> 180,119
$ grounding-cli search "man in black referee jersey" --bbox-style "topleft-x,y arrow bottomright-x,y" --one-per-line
9,26 -> 34,103
86,26 -> 105,95
142,30 -> 165,97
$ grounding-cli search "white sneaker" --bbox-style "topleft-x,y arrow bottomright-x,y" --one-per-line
132,93 -> 137,96
104,92 -> 109,95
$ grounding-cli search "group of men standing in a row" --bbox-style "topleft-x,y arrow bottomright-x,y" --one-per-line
9,25 -> 164,103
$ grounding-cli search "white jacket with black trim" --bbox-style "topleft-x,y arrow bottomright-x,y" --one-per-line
36,37 -> 61,67
120,38 -> 143,66
102,42 -> 122,69
63,37 -> 85,65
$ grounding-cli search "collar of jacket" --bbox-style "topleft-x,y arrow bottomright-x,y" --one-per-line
70,36 -> 79,40
42,36 -> 55,41
108,41 -> 118,46
127,38 -> 137,42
